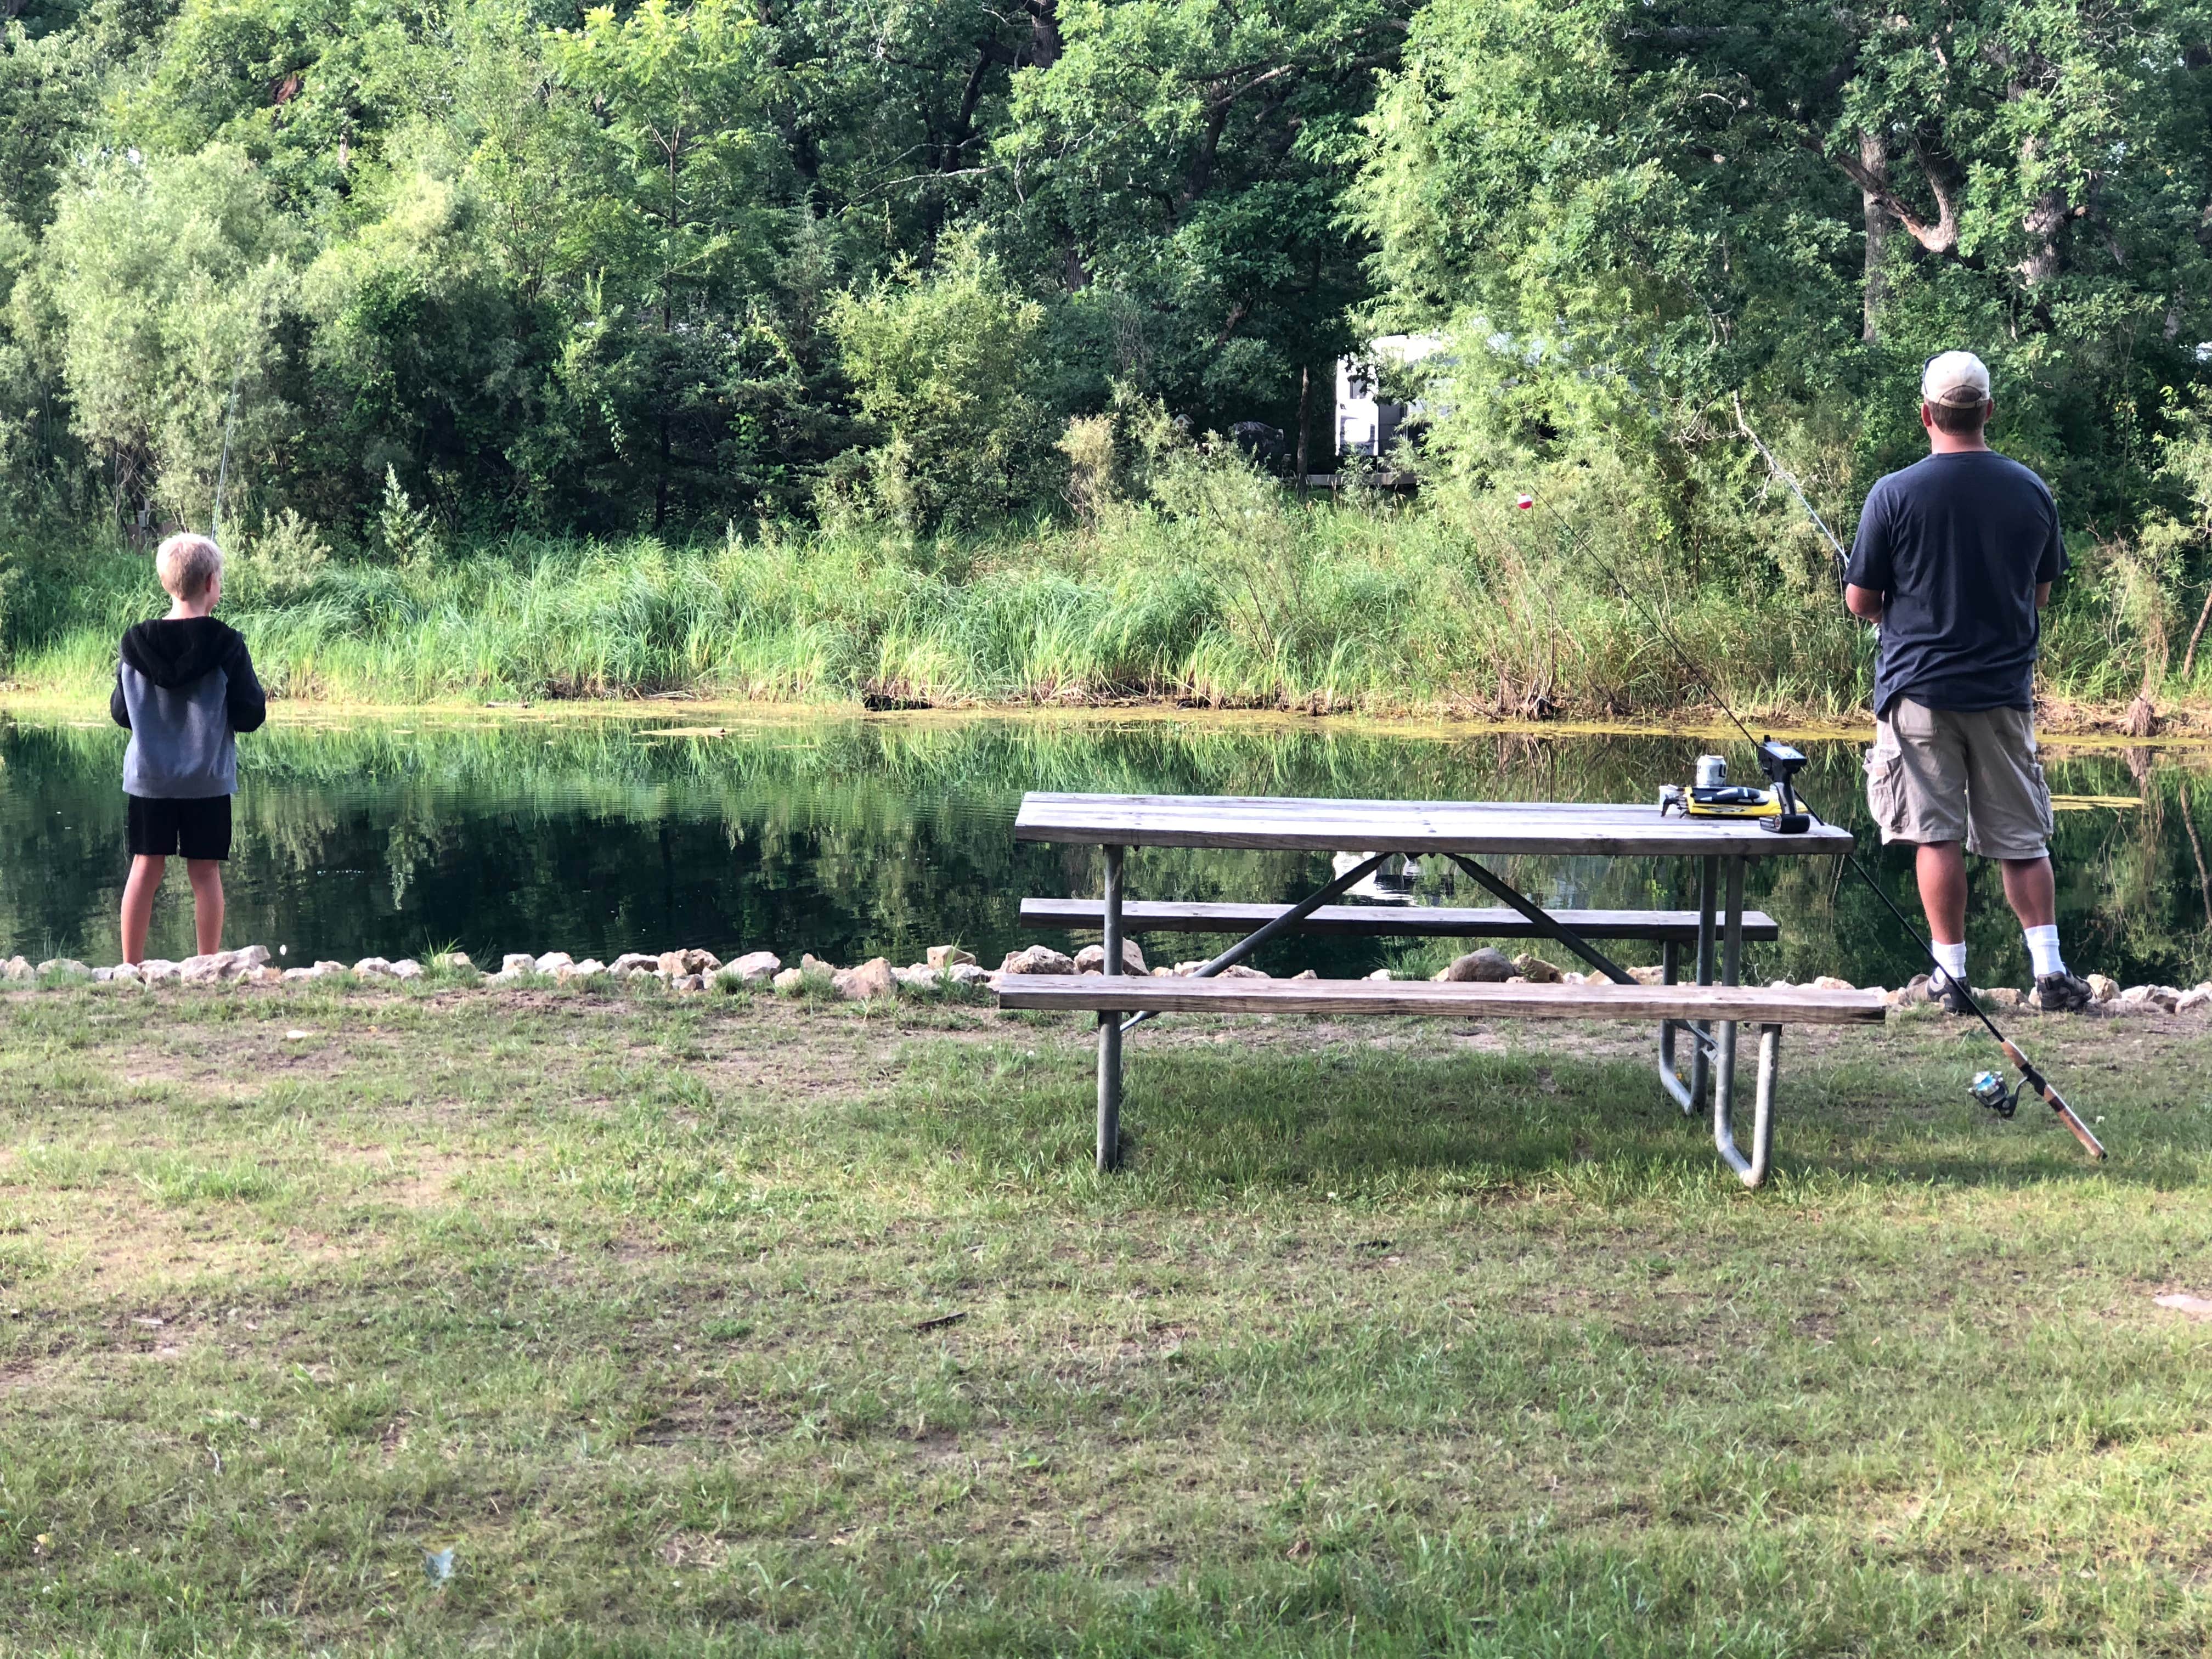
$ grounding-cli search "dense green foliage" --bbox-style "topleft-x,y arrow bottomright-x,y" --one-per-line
9,0 -> 2212,707
0,0 -> 1387,546
10,434 -> 2209,719
1358,0 -> 2212,578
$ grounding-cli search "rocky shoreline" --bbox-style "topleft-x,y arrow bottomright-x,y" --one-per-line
0,944 -> 995,998
3,938 -> 2208,1016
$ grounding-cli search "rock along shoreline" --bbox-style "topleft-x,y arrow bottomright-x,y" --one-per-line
2,941 -> 2207,1016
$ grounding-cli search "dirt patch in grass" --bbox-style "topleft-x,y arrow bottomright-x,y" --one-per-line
0,1360 -> 57,1393
685,1029 -> 897,1101
27,1190 -> 356,1290
329,1147 -> 472,1208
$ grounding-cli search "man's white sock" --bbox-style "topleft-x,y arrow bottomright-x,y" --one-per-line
1933,941 -> 1968,989
2024,924 -> 2066,979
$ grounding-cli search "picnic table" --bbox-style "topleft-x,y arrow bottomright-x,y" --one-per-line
1001,793 -> 1883,1187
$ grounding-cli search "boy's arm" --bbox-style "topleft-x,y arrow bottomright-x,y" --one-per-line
223,636 -> 268,733
110,667 -> 130,730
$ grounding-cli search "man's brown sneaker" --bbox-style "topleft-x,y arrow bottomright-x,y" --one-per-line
2032,971 -> 2094,1013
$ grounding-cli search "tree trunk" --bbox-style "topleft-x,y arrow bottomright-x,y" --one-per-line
1296,365 -> 1311,489
1858,129 -> 1888,343
1024,0 -> 1059,69
1176,101 -> 1231,212
945,39 -> 1003,165
1825,121 -> 1962,257
2013,102 -> 2068,289
2182,576 -> 2212,682
2019,187 -> 2068,287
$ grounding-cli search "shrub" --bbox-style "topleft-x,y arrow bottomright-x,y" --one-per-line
825,240 -> 1057,531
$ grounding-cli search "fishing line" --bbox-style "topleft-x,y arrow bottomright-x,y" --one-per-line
1503,483 -> 2106,1161
211,357 -> 245,545
1732,394 -> 1850,583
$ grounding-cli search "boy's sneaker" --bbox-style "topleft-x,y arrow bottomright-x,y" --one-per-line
2032,971 -> 2094,1013
1925,973 -> 1973,1014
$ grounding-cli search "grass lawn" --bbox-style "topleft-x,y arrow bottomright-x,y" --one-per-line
1,982 -> 2209,1655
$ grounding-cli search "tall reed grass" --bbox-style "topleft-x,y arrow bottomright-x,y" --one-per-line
7,487 -> 1900,719
17,449 -> 2168,721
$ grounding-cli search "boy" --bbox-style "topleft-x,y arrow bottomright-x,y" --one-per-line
110,533 -> 267,963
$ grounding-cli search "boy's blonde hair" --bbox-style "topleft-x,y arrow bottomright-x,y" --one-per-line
155,533 -> 223,601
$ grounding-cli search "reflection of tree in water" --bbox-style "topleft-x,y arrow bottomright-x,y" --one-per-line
2068,748 -> 2212,987
237,787 -> 343,879
5,714 -> 2212,985
385,792 -> 459,912
2178,781 -> 2212,930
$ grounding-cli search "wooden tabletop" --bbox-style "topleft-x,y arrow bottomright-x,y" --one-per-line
1013,793 -> 1855,857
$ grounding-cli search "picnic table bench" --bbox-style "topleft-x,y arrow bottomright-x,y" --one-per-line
1003,793 -> 1883,1188
1020,898 -> 1782,944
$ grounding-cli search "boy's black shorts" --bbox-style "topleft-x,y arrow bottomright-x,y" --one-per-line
126,794 -> 233,861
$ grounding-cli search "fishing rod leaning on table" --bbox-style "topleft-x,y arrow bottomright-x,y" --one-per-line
1508,434 -> 2106,1164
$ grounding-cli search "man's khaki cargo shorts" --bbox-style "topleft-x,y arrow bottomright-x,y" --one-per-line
1863,698 -> 2054,860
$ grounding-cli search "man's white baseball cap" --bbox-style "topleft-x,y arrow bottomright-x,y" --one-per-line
1922,350 -> 1991,408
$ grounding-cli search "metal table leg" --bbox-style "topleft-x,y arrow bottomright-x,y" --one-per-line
1099,847 -> 1396,1166
1660,855 -> 1719,1115
1694,854 -> 1718,1108
1657,939 -> 1695,1113
1097,844 -> 1125,1171
1715,1023 -> 1781,1187
1710,855 -> 1747,1167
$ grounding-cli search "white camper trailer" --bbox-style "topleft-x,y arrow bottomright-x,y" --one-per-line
1333,334 -> 1446,467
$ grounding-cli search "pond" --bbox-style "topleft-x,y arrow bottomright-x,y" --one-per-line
3,708 -> 2207,991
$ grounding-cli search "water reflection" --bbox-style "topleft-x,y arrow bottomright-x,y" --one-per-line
2,711 -> 2204,990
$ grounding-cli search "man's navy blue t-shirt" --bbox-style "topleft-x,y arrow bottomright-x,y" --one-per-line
1843,449 -> 2066,717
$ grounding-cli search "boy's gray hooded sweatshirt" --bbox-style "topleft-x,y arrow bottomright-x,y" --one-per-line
110,618 -> 267,798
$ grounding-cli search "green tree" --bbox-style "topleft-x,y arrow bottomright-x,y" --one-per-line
1362,0 -> 2212,535
0,0 -> 1424,536
993,0 -> 1408,436
286,1 -> 828,535
20,145 -> 298,531
299,167 -> 529,532
0,0 -> 157,523
1356,0 -> 2212,546
114,0 -> 450,222
0,13 -> 108,233
827,239 -> 1051,527
544,0 -> 797,527
753,0 -> 1051,265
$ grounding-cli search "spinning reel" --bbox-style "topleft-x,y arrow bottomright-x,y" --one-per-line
1969,1069 -> 2024,1120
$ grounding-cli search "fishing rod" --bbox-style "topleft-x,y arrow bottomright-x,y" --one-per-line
1732,394 -> 1850,584
210,357 -> 245,545
1507,484 -> 2106,1163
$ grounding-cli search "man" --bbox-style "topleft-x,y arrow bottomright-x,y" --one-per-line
1843,351 -> 2092,1013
